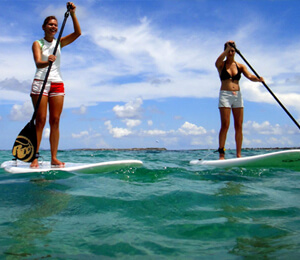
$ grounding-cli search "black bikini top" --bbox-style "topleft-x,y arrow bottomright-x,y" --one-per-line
220,61 -> 241,82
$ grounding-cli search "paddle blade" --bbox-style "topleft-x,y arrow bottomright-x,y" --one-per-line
12,121 -> 37,162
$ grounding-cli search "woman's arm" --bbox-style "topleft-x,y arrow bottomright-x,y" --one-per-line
60,2 -> 81,48
215,41 -> 233,70
32,41 -> 56,69
215,49 -> 228,70
240,63 -> 264,82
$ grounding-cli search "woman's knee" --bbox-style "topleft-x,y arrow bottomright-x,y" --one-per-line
234,121 -> 243,131
221,121 -> 230,131
36,116 -> 47,128
49,115 -> 60,127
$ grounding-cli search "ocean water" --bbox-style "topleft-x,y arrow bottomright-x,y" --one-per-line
0,149 -> 300,259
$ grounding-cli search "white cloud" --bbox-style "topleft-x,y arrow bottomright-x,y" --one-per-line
113,98 -> 143,118
105,120 -> 132,138
44,128 -> 50,138
243,137 -> 263,147
0,49 -> 34,82
0,36 -> 20,43
0,78 -> 30,93
9,101 -> 33,121
244,121 -> 283,135
142,129 -> 167,136
178,121 -> 207,135
72,105 -> 87,115
2,5 -> 300,113
266,136 -> 294,146
88,16 -> 174,75
122,119 -> 141,128
161,137 -> 179,147
242,80 -> 300,113
1,0 -> 300,150
72,131 -> 89,139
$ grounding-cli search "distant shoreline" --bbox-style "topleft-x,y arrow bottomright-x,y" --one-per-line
71,147 -> 168,151
1,147 -> 299,152
70,147 -> 300,151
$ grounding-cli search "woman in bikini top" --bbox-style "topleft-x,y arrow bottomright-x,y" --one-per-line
220,61 -> 241,82
216,42 -> 246,92
215,41 -> 264,160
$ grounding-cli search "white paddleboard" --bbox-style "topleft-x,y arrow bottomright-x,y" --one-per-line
1,159 -> 143,174
190,149 -> 300,169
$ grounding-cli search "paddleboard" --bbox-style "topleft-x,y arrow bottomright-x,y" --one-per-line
190,149 -> 300,169
1,159 -> 143,174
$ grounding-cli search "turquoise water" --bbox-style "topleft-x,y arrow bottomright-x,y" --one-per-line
1,149 -> 300,259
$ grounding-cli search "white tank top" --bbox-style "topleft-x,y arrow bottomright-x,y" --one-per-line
34,38 -> 63,82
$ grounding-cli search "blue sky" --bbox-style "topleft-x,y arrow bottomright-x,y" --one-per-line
0,0 -> 300,150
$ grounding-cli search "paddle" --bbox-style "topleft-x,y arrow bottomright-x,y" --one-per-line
12,3 -> 72,162
229,42 -> 300,130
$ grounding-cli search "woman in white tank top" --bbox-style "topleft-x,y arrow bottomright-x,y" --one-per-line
30,2 -> 81,168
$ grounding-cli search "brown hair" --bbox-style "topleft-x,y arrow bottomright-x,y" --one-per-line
42,16 -> 58,29
224,42 -> 236,51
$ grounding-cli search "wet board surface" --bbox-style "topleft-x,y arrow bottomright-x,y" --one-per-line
190,149 -> 300,169
1,160 -> 143,174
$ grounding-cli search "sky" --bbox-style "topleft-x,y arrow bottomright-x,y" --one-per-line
0,0 -> 300,151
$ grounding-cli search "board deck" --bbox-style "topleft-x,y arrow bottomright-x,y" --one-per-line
1,159 -> 143,174
190,149 -> 300,169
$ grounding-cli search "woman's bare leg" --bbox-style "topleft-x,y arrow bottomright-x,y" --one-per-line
49,95 -> 65,166
218,107 -> 231,159
30,95 -> 48,168
232,108 -> 244,158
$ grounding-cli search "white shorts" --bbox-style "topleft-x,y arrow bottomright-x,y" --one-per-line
218,90 -> 243,108
30,79 -> 65,98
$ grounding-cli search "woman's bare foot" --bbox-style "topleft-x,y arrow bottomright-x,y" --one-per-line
51,158 -> 65,168
217,148 -> 225,160
30,158 -> 39,168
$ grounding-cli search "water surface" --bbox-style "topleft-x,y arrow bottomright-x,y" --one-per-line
1,149 -> 300,259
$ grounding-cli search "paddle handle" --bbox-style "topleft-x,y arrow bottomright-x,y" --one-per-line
229,43 -> 300,130
31,4 -> 71,122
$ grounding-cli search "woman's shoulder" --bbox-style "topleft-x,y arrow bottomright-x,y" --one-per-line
236,62 -> 246,70
216,59 -> 225,70
35,38 -> 58,45
33,38 -> 45,48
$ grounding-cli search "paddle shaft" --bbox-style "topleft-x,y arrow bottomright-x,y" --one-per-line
31,5 -> 71,122
230,43 -> 300,130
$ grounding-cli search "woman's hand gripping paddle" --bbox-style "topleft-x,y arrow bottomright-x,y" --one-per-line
229,42 -> 300,130
12,3 -> 72,162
